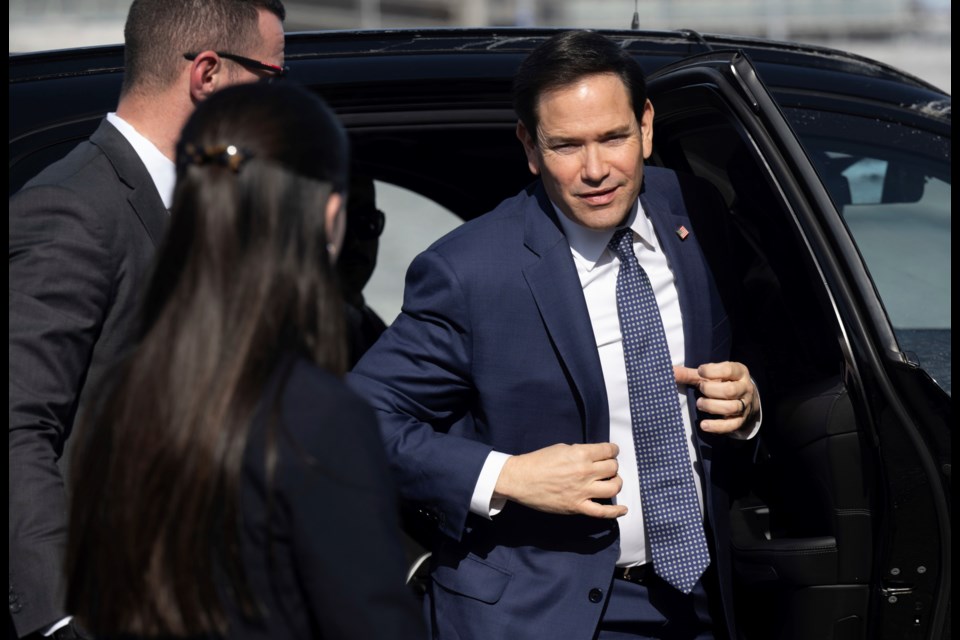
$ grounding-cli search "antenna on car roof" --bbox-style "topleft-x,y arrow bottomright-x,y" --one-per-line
631,0 -> 639,29
678,28 -> 714,51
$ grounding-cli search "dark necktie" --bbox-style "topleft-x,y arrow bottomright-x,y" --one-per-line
609,227 -> 710,594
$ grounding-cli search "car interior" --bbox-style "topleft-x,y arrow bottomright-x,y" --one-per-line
650,100 -> 872,639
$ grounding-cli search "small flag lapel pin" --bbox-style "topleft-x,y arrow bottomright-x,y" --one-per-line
675,225 -> 689,240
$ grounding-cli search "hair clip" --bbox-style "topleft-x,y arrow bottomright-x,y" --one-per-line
181,143 -> 253,173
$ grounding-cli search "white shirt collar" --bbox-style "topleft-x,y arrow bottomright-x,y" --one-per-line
552,197 -> 657,271
106,112 -> 176,209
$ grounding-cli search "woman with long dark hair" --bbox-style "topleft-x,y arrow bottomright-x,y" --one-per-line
65,82 -> 424,639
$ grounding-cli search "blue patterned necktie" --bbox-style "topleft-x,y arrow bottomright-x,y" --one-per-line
609,227 -> 710,594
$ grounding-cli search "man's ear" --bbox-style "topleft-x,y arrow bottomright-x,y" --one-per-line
515,121 -> 540,176
187,51 -> 225,102
640,99 -> 655,160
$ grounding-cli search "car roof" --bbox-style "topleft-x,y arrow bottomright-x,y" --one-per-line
9,26 -> 948,95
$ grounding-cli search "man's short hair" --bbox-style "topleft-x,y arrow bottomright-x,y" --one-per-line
122,0 -> 286,96
512,30 -> 648,140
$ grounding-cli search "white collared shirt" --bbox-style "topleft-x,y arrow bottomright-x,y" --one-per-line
106,112 -> 176,209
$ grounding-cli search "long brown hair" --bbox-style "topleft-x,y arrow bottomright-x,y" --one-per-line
66,82 -> 349,636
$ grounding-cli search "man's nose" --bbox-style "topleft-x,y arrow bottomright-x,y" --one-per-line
581,144 -> 609,183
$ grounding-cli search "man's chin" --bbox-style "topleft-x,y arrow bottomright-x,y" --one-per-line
569,204 -> 632,231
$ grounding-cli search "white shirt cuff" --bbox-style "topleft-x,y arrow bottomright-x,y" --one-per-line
43,617 -> 72,636
470,451 -> 512,518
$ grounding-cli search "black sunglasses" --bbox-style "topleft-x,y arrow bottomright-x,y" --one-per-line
183,52 -> 288,81
347,206 -> 386,240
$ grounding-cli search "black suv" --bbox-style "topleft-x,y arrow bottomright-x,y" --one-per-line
9,28 -> 951,639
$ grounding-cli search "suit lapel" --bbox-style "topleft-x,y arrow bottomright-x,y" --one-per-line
521,185 -> 609,443
90,119 -> 169,248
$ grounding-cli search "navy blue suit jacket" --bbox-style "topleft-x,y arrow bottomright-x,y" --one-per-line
348,167 -> 745,639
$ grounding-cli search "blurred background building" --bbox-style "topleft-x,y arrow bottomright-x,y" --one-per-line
9,0 -> 951,91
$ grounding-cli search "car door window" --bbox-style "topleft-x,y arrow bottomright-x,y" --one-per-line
364,180 -> 463,325
786,109 -> 952,394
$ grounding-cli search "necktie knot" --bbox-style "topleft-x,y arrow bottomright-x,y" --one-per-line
608,227 -> 634,261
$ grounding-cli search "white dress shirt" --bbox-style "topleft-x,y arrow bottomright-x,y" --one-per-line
469,197 -> 759,567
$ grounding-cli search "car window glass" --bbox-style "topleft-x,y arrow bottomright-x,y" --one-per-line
787,109 -> 951,394
364,181 -> 463,325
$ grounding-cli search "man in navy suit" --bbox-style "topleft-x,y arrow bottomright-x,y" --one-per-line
349,30 -> 760,640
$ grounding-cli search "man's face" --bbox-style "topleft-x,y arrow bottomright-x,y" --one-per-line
518,72 -> 654,231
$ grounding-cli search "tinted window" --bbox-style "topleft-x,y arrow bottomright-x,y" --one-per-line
787,109 -> 951,394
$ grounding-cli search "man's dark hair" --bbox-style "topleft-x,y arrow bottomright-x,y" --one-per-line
512,30 -> 648,139
122,0 -> 286,96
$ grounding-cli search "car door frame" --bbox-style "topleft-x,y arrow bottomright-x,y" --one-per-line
645,49 -> 950,640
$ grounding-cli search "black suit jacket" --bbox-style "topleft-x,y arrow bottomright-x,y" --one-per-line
9,119 -> 168,636
228,356 -> 425,639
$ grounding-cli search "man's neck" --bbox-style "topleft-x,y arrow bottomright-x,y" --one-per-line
115,88 -> 191,162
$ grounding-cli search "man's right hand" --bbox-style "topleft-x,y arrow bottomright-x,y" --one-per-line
492,442 -> 627,518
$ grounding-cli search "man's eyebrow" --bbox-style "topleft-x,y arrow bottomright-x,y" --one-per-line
600,124 -> 634,137
540,134 -> 579,146
539,124 -> 635,146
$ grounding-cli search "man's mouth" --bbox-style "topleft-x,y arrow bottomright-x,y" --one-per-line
577,186 -> 619,206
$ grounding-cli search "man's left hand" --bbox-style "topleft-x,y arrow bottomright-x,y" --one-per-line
674,361 -> 756,434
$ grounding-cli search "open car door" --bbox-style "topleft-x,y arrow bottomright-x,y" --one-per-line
646,50 -> 951,640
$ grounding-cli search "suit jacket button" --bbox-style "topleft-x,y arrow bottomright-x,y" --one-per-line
588,588 -> 604,603
10,601 -> 22,613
